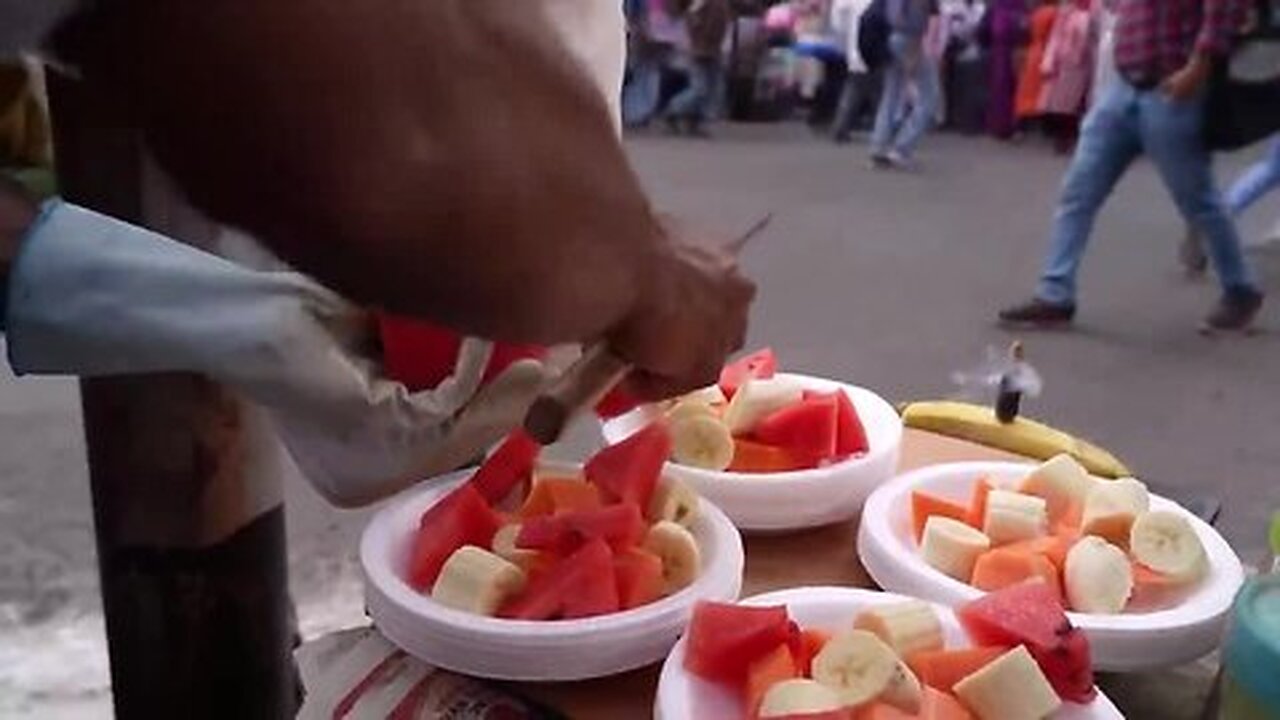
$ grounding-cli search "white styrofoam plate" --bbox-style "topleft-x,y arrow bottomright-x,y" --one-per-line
858,462 -> 1246,671
655,586 -> 1123,719
361,463 -> 744,681
603,374 -> 903,532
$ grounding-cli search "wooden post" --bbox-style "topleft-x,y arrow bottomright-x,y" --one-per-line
46,72 -> 297,718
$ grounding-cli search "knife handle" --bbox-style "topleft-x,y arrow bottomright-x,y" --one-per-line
523,344 -> 631,444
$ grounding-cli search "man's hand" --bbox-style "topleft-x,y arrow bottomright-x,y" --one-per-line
609,230 -> 756,400
1161,53 -> 1212,102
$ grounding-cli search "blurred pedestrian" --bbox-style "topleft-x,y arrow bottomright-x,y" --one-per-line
1181,135 -> 1280,273
1014,0 -> 1060,131
1038,0 -> 1095,153
869,0 -> 940,168
981,0 -> 1029,139
941,0 -> 988,134
1000,0 -> 1263,332
625,0 -> 687,127
663,0 -> 732,136
831,0 -> 881,141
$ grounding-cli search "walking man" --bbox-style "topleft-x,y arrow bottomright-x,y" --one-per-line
869,0 -> 939,168
1000,0 -> 1263,331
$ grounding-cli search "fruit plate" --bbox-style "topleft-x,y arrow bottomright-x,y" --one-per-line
361,463 -> 744,681
858,462 -> 1246,671
654,587 -> 1123,719
603,374 -> 903,532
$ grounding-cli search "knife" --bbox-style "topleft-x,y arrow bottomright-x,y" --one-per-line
523,213 -> 773,445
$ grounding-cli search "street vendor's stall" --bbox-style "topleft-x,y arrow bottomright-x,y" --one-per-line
298,428 -> 1252,719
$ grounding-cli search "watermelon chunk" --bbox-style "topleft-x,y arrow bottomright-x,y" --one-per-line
754,394 -> 839,462
516,504 -> 646,555
684,601 -> 793,683
957,581 -> 1095,704
499,539 -> 617,620
833,389 -> 870,457
585,421 -> 672,510
468,430 -> 540,504
407,485 -> 503,590
718,348 -> 778,399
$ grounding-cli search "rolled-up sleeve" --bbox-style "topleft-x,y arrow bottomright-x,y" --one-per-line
1196,0 -> 1250,56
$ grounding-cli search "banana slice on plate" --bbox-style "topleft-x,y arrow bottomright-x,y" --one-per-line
854,600 -> 945,657
666,398 -> 720,425
1081,477 -> 1150,549
811,629 -> 905,709
723,377 -> 804,435
671,414 -> 735,471
983,490 -> 1048,545
1019,453 -> 1095,522
647,477 -> 701,527
953,645 -> 1062,720
1129,510 -> 1207,583
920,516 -> 991,582
1064,535 -> 1133,614
758,679 -> 845,718
431,545 -> 527,616
644,521 -> 701,594
679,385 -> 728,407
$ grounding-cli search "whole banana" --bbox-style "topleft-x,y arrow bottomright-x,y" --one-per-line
900,400 -> 1131,479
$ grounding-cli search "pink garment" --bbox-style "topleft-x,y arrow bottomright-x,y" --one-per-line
1038,3 -> 1095,116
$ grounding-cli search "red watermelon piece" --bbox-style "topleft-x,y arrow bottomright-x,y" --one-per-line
585,421 -> 671,510
958,581 -> 1095,703
718,348 -> 778,399
406,484 -> 503,590
614,548 -> 665,610
516,503 -> 646,555
468,430 -> 540,504
754,394 -> 839,462
683,601 -> 793,683
499,539 -> 617,620
833,389 -> 870,457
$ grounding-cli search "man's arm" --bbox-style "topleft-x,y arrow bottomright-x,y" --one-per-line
1162,0 -> 1249,100
54,0 -> 656,346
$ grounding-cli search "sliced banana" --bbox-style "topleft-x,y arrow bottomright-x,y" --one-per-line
490,523 -> 541,571
983,490 -> 1048,545
680,385 -> 728,407
920,516 -> 991,582
1081,477 -> 1150,550
666,398 -> 720,425
953,645 -> 1062,720
758,679 -> 845,718
854,601 -> 945,658
431,545 -> 527,617
1130,511 -> 1207,583
643,521 -> 701,594
647,477 -> 701,527
811,630 -> 900,709
723,377 -> 804,435
1064,535 -> 1133,614
880,659 -> 924,713
1019,453 -> 1095,521
670,414 -> 735,471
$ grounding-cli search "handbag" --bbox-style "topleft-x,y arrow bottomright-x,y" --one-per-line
1204,0 -> 1280,151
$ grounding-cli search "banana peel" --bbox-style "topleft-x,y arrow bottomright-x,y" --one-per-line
899,400 -> 1131,479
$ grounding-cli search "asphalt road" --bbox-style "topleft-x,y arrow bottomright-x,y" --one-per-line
2,125 -> 1277,717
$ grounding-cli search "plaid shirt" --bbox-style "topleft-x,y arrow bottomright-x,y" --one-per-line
1113,0 -> 1250,85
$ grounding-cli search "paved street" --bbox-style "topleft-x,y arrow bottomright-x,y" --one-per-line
2,125 -> 1278,717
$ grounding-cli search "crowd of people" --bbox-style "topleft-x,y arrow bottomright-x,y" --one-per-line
623,0 -> 1279,330
623,0 -> 1110,159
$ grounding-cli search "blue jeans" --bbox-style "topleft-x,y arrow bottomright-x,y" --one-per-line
1037,80 -> 1258,304
623,46 -> 669,127
666,56 -> 719,122
870,34 -> 937,158
1225,136 -> 1280,216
